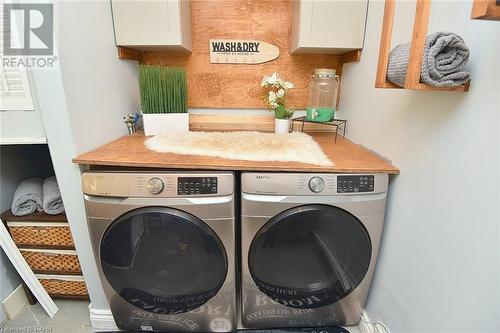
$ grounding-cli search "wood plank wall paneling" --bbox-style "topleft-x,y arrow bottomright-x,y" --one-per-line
189,114 -> 336,132
140,0 -> 343,109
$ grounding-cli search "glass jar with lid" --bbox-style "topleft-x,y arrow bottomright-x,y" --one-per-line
306,68 -> 339,122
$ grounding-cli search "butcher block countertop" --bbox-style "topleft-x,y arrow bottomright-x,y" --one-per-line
73,132 -> 399,174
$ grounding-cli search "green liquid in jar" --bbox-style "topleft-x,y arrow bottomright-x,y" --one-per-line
306,107 -> 335,122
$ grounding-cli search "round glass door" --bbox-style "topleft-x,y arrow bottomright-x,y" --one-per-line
248,204 -> 371,309
100,207 -> 227,314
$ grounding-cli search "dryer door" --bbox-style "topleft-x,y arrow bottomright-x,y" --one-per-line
248,204 -> 371,309
100,207 -> 228,314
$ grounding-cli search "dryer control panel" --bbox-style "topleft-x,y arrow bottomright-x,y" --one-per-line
82,172 -> 233,197
337,175 -> 374,193
178,177 -> 218,195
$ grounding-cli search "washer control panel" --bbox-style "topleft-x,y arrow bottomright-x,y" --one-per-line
178,177 -> 218,195
337,175 -> 374,193
241,173 -> 387,195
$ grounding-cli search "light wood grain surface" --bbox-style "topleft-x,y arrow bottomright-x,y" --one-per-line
471,0 -> 500,20
73,132 -> 399,174
375,0 -> 470,92
189,114 -> 339,132
139,0 -> 349,109
405,0 -> 431,89
375,0 -> 397,89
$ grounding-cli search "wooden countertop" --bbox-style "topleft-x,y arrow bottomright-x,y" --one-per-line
73,132 -> 399,174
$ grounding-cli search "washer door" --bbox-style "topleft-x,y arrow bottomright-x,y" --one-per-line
248,204 -> 371,309
100,207 -> 228,314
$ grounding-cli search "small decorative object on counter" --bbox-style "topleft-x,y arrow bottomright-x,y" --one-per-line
139,65 -> 188,136
261,72 -> 294,134
123,113 -> 141,135
306,69 -> 339,122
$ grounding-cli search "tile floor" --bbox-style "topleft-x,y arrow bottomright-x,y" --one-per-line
2,299 -> 93,333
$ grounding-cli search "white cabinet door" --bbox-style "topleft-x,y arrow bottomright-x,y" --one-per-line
290,0 -> 368,54
111,0 -> 192,52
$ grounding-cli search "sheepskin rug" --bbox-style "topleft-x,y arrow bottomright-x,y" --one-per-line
145,131 -> 333,166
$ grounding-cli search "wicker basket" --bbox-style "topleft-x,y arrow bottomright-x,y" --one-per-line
20,249 -> 82,274
8,223 -> 74,249
37,275 -> 88,298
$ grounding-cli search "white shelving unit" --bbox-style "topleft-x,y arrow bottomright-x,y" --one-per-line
0,138 -> 47,145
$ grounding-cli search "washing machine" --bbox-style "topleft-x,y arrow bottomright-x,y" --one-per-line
240,172 -> 388,329
83,171 -> 236,332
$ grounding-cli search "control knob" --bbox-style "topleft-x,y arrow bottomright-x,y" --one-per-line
309,177 -> 325,193
147,177 -> 164,195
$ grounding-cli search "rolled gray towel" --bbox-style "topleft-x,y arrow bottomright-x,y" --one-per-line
11,178 -> 43,216
43,176 -> 65,215
387,32 -> 470,88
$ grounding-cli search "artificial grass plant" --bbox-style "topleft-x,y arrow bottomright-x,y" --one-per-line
139,65 -> 187,114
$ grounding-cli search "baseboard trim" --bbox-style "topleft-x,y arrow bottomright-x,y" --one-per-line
88,303 -> 118,331
1,284 -> 28,320
360,310 -> 390,333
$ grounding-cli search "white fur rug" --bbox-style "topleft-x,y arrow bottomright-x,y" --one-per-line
145,131 -> 333,166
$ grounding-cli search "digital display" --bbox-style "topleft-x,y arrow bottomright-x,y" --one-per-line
178,177 -> 218,195
337,175 -> 374,193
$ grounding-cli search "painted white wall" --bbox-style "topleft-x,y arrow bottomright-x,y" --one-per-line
57,1 -> 139,154
337,1 -> 500,332
31,0 -> 139,314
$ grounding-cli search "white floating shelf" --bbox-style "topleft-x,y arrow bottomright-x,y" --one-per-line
0,137 -> 47,145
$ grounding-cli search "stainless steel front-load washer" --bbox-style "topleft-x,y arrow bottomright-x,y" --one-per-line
240,172 -> 388,329
83,171 -> 236,332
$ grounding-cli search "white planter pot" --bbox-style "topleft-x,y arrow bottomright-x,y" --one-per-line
274,118 -> 291,134
142,113 -> 189,136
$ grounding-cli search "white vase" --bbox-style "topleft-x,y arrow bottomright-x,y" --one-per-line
274,118 -> 291,134
142,113 -> 189,136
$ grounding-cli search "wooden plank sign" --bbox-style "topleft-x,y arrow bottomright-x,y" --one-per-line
209,39 -> 279,64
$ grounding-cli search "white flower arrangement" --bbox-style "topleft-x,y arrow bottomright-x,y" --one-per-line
261,72 -> 294,119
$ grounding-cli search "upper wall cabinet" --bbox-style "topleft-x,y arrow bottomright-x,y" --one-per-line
290,0 -> 368,54
111,0 -> 192,52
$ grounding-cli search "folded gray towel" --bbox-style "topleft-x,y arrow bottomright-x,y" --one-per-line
11,178 -> 43,216
387,32 -> 470,88
43,176 -> 65,215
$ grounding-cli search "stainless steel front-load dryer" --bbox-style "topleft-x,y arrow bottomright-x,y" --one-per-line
240,172 -> 388,329
83,171 -> 236,332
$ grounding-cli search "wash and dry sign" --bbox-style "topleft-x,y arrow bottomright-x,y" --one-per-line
210,39 -> 279,64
